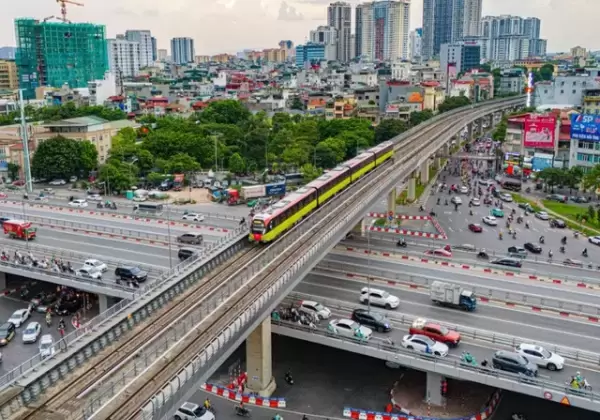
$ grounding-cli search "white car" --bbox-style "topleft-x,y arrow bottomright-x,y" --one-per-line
68,199 -> 88,208
174,402 -> 216,420
182,213 -> 205,222
451,196 -> 462,205
470,197 -> 480,206
34,197 -> 48,203
516,343 -> 564,371
8,309 -> 30,328
482,215 -> 498,226
500,193 -> 513,202
327,319 -> 372,340
84,259 -> 108,273
589,236 -> 600,246
77,266 -> 102,279
459,185 -> 469,194
535,211 -> 549,220
401,334 -> 449,357
39,334 -> 56,359
22,321 -> 41,343
299,300 -> 331,320
87,194 -> 103,201
49,179 -> 66,186
69,176 -> 78,182
479,179 -> 494,186
359,287 -> 399,309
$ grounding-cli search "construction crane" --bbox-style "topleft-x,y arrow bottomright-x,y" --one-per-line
56,0 -> 84,23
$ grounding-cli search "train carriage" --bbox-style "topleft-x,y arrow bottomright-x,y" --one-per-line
305,166 -> 351,207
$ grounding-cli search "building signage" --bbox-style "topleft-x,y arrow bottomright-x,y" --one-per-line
570,113 -> 600,142
523,115 -> 556,148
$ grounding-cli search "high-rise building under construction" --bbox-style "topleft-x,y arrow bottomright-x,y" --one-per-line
15,18 -> 108,99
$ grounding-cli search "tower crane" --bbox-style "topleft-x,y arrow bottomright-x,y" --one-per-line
56,0 -> 84,23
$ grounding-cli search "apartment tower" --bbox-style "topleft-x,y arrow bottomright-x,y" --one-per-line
328,2 -> 352,62
358,0 -> 411,62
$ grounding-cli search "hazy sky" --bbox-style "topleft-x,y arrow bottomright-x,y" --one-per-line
1,0 -> 595,55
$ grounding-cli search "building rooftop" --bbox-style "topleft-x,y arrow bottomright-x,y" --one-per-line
43,115 -> 109,127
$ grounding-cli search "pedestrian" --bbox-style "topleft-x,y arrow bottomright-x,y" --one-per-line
385,403 -> 393,413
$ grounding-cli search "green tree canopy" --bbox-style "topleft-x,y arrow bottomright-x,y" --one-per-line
438,96 -> 472,113
375,119 -> 408,144
228,152 -> 246,174
31,136 -> 97,180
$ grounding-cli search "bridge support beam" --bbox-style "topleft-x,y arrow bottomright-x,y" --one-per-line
0,272 -> 5,291
420,160 -> 430,184
387,188 -> 397,213
425,371 -> 444,406
407,177 -> 416,202
246,318 -> 277,397
98,294 -> 108,314
434,157 -> 442,170
467,123 -> 473,141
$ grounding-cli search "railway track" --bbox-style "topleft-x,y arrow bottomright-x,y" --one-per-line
9,98 -> 523,420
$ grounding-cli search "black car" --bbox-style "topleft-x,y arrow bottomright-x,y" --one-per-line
351,309 -> 391,333
0,322 -> 16,346
550,219 -> 566,228
492,350 -> 538,377
0,217 -> 10,226
178,247 -> 197,261
54,298 -> 82,316
491,258 -> 522,268
524,242 -> 542,253
115,266 -> 148,282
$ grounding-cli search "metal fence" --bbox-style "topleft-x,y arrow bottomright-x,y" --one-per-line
316,260 -> 600,317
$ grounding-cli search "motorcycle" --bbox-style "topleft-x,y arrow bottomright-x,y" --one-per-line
396,239 -> 407,248
511,414 -> 526,420
97,203 -> 103,209
559,246 -> 565,253
235,406 -> 252,418
110,202 -> 117,210
477,251 -> 489,260
285,371 -> 294,385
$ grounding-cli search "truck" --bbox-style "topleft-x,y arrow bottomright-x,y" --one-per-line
227,183 -> 286,206
3,220 -> 37,240
429,281 -> 476,311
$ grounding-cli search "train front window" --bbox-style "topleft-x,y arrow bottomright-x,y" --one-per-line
251,220 -> 265,234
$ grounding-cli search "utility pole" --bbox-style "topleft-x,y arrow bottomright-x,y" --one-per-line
18,90 -> 33,194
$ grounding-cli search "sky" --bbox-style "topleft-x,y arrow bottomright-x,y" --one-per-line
1,0 -> 596,55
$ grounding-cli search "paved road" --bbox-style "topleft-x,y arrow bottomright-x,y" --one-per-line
293,273 -> 600,387
492,391 -> 599,420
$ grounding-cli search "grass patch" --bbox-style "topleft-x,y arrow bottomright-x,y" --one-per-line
542,200 -> 600,236
374,217 -> 402,228
396,183 -> 426,205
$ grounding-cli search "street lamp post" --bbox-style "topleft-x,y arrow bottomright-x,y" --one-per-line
17,90 -> 33,194
166,203 -> 173,269
22,201 -> 29,250
367,227 -> 371,313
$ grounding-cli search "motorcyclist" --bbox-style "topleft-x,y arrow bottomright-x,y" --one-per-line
539,236 -> 545,244
548,250 -> 553,258
560,246 -> 565,253
45,311 -> 51,326
498,231 -> 503,240
273,414 -> 283,420
525,221 -> 529,229
204,398 -> 211,411
562,236 -> 567,245
583,248 -> 588,257
469,209 -> 473,216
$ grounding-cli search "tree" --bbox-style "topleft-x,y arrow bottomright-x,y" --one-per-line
166,153 -> 200,173
301,163 -> 322,183
588,205 -> 596,223
537,167 -> 564,191
583,164 -> 600,193
409,110 -> 434,127
492,122 -> 507,142
438,96 -> 472,113
228,153 -> 246,174
78,141 -> 99,175
7,163 -> 20,180
539,63 -> 555,81
197,100 -> 252,125
31,136 -> 90,180
98,161 -> 137,193
566,167 -> 584,194
290,97 -> 304,111
374,119 -> 408,144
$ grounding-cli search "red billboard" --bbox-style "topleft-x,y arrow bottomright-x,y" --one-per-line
523,115 -> 556,149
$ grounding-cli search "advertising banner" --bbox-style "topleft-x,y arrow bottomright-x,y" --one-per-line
570,113 -> 600,142
523,115 -> 556,148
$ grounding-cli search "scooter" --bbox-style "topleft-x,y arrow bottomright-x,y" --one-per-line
285,371 -> 294,385
235,406 -> 252,418
396,239 -> 407,248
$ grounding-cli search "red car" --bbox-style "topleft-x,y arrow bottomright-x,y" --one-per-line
468,223 -> 483,233
409,318 -> 461,346
424,249 -> 452,258
12,180 -> 24,186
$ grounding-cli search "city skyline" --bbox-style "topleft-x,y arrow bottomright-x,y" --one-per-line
1,0 -> 597,55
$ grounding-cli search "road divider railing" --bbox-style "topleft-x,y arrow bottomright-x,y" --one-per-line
272,318 -> 600,408
0,196 -> 243,223
316,259 -> 600,321
0,225 -> 248,394
200,383 -> 286,408
338,240 -> 600,289
287,291 -> 600,367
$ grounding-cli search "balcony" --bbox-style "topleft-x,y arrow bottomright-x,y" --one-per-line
584,96 -> 600,102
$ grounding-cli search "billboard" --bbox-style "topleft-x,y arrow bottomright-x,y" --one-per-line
570,113 -> 600,142
523,115 -> 556,148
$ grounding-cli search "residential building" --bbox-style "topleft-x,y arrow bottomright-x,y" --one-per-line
355,5 -> 363,58
583,89 -> 600,115
327,2 -> 352,63
310,26 -> 338,61
571,46 -> 587,60
171,37 -> 195,64
0,60 -> 18,90
151,37 -> 157,61
88,72 -> 117,107
409,28 -> 422,62
358,0 -> 411,62
263,48 -> 287,63
38,116 -> 139,163
449,70 -> 493,102
125,30 -> 153,68
15,19 -> 108,100
535,68 -> 600,107
479,16 -> 546,61
498,68 -> 525,96
0,47 -> 16,60
107,37 -> 141,79
325,95 -> 356,120
158,49 -> 168,60
391,61 -> 412,80
439,41 -> 480,77
278,40 -> 295,58
461,0 -> 482,38
195,55 -> 210,64
422,0 -> 453,60
295,43 -> 325,67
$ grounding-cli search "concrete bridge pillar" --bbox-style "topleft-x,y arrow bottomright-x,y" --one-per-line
420,160 -> 430,184
407,176 -> 416,202
387,188 -> 397,213
443,142 -> 450,156
0,272 -> 5,291
467,123 -> 473,141
98,294 -> 108,313
246,318 -> 277,397
434,156 -> 442,170
425,371 -> 445,406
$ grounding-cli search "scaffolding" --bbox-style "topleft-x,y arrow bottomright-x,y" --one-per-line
15,18 -> 108,99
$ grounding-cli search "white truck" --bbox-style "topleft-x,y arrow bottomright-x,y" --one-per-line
430,281 -> 476,311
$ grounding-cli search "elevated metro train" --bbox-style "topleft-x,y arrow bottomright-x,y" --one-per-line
249,141 -> 395,243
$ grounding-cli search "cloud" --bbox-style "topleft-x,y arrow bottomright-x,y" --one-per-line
278,1 -> 305,21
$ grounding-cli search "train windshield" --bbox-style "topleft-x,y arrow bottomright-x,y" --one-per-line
251,219 -> 265,234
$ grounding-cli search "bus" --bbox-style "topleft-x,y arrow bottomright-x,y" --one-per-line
134,202 -> 164,215
501,178 -> 522,192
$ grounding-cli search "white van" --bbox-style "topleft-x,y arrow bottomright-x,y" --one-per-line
39,334 -> 56,358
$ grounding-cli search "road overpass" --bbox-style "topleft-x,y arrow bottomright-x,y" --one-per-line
0,97 -> 526,420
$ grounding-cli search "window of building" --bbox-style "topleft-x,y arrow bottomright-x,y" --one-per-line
573,90 -> 577,94
560,90 -> 564,94
544,90 -> 548,94
573,81 -> 577,86
560,81 -> 564,86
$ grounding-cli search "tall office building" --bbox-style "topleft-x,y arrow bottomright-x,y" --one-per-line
14,18 -> 108,99
479,15 -> 546,61
107,36 -> 141,78
452,0 -> 482,41
125,30 -> 153,67
409,28 -> 423,62
295,43 -> 325,67
328,2 -> 352,62
355,5 -> 363,58
151,37 -> 157,61
357,0 -> 410,62
171,37 -> 195,64
309,26 -> 338,61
